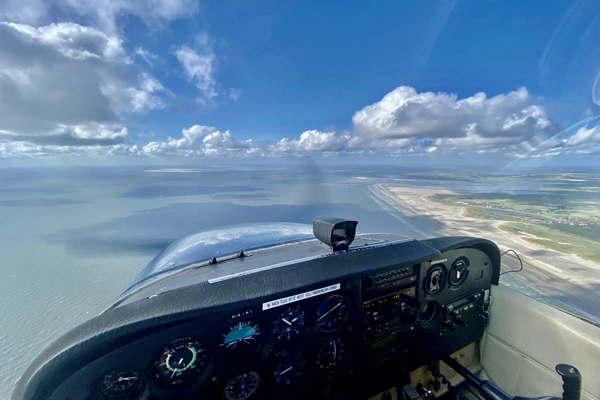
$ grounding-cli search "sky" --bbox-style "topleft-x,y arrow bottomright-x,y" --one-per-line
0,0 -> 600,163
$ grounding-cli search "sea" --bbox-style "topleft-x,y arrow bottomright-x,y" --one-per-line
0,162 -> 430,398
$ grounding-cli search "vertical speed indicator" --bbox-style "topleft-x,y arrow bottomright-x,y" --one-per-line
317,338 -> 347,371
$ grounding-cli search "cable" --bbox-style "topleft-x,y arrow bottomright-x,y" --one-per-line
500,249 -> 523,276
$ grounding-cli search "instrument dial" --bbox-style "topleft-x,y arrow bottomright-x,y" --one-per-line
223,371 -> 260,400
274,353 -> 307,386
316,295 -> 349,331
272,306 -> 308,346
153,339 -> 207,387
317,338 -> 347,371
97,370 -> 144,400
220,321 -> 262,356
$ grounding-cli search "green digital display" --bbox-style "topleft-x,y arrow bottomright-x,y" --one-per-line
370,332 -> 399,352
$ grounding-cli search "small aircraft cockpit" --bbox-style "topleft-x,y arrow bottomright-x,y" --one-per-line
12,217 -> 589,400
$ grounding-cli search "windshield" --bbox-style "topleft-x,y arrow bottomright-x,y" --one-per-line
122,222 -> 314,299
1,1 -> 600,398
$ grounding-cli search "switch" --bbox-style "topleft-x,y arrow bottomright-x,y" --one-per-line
454,318 -> 467,328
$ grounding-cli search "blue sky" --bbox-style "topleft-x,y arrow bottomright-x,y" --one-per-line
0,0 -> 599,161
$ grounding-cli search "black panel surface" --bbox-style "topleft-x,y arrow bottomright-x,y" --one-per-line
12,234 -> 500,400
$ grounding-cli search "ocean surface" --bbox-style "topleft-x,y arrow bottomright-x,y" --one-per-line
0,164 -> 435,398
0,163 -> 597,399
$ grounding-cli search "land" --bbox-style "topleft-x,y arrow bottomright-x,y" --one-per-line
368,175 -> 600,324
430,190 -> 600,262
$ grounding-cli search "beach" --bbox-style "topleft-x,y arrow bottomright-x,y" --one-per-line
371,183 -> 600,324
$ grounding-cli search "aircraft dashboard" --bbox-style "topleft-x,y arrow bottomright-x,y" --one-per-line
11,228 -> 500,400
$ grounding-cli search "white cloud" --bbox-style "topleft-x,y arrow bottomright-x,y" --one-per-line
0,141 -> 46,158
271,130 -> 417,155
346,137 -> 412,150
506,124 -> 600,159
352,86 -> 553,142
64,123 -> 128,140
229,88 -> 242,101
6,22 -> 128,61
0,123 -> 128,145
263,85 -> 586,158
433,131 -> 524,150
293,130 -> 348,152
139,73 -> 165,93
2,44 -> 597,163
175,44 -> 217,101
134,47 -> 161,67
4,0 -> 595,161
101,73 -> 167,113
182,125 -> 216,144
0,140 -> 141,159
0,0 -> 50,27
566,125 -> 600,146
0,0 -> 199,35
202,131 -> 253,149
5,121 -> 599,160
141,125 -> 261,157
141,125 -> 214,155
272,130 -> 351,154
0,22 -> 167,145
0,0 -> 196,151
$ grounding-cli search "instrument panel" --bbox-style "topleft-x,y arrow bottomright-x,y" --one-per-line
88,282 -> 362,400
13,236 -> 500,400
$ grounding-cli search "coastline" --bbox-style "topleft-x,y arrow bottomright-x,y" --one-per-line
370,183 -> 600,324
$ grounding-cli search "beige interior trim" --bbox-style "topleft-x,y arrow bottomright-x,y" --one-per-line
410,342 -> 483,397
481,284 -> 600,400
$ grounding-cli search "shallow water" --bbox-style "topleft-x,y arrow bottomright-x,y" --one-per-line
0,165 -> 431,398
